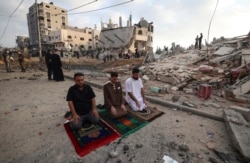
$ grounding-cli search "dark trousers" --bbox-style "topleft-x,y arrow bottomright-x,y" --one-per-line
19,61 -> 25,72
69,112 -> 99,130
47,65 -> 53,80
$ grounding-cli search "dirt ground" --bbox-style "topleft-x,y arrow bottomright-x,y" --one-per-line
0,57 -> 247,163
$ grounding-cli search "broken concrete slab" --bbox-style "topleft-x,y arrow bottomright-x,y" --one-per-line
223,109 -> 250,162
228,106 -> 250,122
225,75 -> 250,98
157,75 -> 178,85
213,47 -> 235,56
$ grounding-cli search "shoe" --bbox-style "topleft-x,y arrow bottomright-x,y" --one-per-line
64,111 -> 72,118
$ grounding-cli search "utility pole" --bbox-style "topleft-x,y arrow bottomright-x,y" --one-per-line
35,0 -> 42,62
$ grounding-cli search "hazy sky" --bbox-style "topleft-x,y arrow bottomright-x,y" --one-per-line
0,0 -> 250,50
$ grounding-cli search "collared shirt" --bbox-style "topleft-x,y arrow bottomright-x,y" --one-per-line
103,81 -> 124,108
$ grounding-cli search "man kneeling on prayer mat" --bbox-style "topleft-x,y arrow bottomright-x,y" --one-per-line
66,72 -> 99,130
103,72 -> 127,118
125,67 -> 147,112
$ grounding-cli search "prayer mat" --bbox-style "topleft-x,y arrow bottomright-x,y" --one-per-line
127,106 -> 165,122
64,119 -> 120,157
99,109 -> 148,137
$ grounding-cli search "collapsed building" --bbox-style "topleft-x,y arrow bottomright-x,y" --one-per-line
98,15 -> 154,59
140,33 -> 250,103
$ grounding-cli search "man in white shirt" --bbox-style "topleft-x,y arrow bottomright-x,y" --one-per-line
125,67 -> 147,112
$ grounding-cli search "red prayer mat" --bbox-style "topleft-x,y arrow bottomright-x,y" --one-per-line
64,119 -> 120,157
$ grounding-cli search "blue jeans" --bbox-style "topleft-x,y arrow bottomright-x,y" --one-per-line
69,112 -> 99,130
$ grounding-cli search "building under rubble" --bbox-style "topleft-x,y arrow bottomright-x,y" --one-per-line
98,15 -> 154,56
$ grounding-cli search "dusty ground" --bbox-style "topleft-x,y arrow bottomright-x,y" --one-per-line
0,57 -> 247,163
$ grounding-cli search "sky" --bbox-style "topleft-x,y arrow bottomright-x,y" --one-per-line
0,0 -> 250,50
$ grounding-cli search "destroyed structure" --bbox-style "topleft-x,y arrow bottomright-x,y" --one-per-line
139,33 -> 250,162
98,15 -> 154,60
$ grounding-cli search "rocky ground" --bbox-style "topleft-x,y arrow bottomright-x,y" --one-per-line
0,57 -> 247,163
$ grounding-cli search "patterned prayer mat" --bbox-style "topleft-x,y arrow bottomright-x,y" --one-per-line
99,109 -> 148,137
127,106 -> 165,122
64,119 -> 120,157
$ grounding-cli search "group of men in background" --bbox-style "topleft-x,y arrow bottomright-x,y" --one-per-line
195,33 -> 203,50
2,49 -> 25,73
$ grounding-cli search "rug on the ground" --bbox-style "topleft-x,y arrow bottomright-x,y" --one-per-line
127,106 -> 165,122
98,109 -> 148,137
64,119 -> 120,157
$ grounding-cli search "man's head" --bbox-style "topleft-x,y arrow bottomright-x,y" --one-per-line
110,72 -> 118,83
132,67 -> 140,80
74,72 -> 84,88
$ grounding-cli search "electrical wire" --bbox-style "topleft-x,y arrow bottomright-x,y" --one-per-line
65,0 -> 134,15
0,0 -> 24,40
51,0 -> 98,16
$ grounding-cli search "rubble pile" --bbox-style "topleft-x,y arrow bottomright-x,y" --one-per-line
140,34 -> 250,103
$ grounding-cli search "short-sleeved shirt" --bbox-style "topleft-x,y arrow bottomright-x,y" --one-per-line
66,84 -> 96,115
125,77 -> 143,103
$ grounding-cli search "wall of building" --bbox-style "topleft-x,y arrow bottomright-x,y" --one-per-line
27,2 -> 68,48
49,27 -> 100,50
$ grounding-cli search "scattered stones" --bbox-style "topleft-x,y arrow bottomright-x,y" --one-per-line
123,145 -> 129,153
178,144 -> 189,152
109,150 -> 118,158
38,131 -> 42,136
213,149 -> 229,162
182,101 -> 195,107
171,95 -> 180,102
208,157 -> 219,163
211,103 -> 220,109
135,144 -> 142,148
206,142 -> 215,150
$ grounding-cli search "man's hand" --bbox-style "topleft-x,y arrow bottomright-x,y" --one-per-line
136,101 -> 140,108
92,109 -> 99,118
121,104 -> 127,112
110,106 -> 117,116
143,99 -> 147,105
72,114 -> 80,124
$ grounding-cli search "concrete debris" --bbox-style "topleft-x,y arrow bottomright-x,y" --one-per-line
228,106 -> 250,121
213,47 -> 235,56
224,109 -> 250,162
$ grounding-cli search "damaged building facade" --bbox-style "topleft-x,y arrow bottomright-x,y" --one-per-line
98,15 -> 154,57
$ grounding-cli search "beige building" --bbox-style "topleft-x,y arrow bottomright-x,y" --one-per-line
49,26 -> 99,51
98,15 -> 154,53
27,2 -> 68,50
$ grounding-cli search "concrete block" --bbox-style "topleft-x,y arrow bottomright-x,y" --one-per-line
229,106 -> 250,122
224,109 -> 250,162
158,75 -> 177,85
142,75 -> 149,81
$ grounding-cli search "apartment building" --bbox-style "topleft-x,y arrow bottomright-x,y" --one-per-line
27,2 -> 68,50
49,26 -> 100,51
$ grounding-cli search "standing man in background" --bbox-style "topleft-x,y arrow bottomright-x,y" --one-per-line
199,33 -> 203,50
